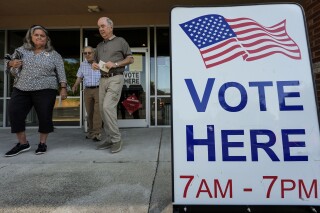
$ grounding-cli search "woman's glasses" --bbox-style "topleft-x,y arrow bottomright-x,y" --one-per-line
83,52 -> 92,55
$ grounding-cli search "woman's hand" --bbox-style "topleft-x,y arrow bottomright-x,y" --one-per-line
9,59 -> 23,68
60,88 -> 67,100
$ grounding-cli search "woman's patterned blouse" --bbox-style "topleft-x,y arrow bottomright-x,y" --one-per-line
6,46 -> 67,91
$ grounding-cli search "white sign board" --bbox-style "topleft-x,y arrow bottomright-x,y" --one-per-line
171,4 -> 320,206
124,71 -> 141,87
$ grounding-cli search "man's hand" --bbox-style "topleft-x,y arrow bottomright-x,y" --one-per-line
72,85 -> 78,93
92,62 -> 100,70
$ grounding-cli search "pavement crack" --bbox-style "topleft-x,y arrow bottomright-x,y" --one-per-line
147,127 -> 163,212
0,165 -> 7,170
92,161 -> 131,163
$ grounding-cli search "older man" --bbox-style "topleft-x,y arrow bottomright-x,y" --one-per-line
92,17 -> 134,153
72,46 -> 102,141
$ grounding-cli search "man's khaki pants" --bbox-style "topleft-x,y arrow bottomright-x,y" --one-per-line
84,87 -> 102,137
99,75 -> 124,143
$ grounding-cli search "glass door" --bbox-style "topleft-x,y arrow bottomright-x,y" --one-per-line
118,47 -> 149,127
84,26 -> 149,128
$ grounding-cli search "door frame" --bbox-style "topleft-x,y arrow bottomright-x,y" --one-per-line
118,47 -> 149,128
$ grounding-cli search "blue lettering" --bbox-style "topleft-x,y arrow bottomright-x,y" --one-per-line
185,79 -> 304,112
186,125 -> 216,161
185,125 -> 308,162
221,130 -> 246,161
250,129 -> 280,161
219,82 -> 247,112
185,78 -> 215,112
249,81 -> 273,111
282,129 -> 308,161
277,81 -> 303,111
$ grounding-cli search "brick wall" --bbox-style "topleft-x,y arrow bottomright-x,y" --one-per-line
303,0 -> 320,106
304,0 -> 320,64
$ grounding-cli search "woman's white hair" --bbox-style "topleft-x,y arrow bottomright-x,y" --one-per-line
23,25 -> 54,52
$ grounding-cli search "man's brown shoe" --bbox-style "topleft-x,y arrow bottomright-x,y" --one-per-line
111,141 -> 122,153
92,134 -> 102,142
96,141 -> 113,150
85,134 -> 94,139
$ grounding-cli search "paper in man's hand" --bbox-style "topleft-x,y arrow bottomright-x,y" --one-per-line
99,60 -> 109,73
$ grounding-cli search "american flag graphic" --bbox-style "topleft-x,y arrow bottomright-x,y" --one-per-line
179,14 -> 301,68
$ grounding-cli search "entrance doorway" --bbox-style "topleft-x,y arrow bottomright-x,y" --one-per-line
118,48 -> 149,127
83,28 -> 149,128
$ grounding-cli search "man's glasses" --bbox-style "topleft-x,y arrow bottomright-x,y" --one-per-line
83,52 -> 92,55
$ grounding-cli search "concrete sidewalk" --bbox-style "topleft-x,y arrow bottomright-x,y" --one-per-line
0,127 -> 172,213
1,127 -> 319,213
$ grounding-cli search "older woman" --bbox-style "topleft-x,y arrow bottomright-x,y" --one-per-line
5,25 -> 67,157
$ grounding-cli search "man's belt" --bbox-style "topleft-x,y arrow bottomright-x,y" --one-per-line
101,72 -> 123,78
85,86 -> 99,89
